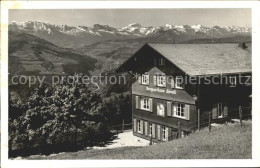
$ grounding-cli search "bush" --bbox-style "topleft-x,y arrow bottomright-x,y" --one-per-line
9,76 -> 132,157
9,80 -> 111,157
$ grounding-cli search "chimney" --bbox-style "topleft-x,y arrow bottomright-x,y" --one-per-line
239,42 -> 248,49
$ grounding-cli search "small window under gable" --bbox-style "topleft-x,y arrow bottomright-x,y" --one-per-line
158,58 -> 165,66
175,76 -> 184,89
170,77 -> 175,88
142,72 -> 149,85
156,74 -> 166,87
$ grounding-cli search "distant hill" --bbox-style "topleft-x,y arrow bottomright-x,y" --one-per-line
9,31 -> 97,76
9,21 -> 251,48
8,21 -> 252,77
78,40 -> 145,74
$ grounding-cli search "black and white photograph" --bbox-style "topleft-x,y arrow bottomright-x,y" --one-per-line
1,1 -> 260,167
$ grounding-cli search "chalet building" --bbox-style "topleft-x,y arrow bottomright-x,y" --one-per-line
117,43 -> 252,142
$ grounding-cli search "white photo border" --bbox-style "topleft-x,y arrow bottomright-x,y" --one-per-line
1,1 -> 260,167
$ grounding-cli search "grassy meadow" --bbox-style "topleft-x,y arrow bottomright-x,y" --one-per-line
27,120 -> 251,159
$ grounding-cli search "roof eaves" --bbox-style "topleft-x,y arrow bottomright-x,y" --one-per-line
193,71 -> 252,77
115,43 -> 147,72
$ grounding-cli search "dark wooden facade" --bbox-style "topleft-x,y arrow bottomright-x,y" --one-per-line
117,43 -> 252,142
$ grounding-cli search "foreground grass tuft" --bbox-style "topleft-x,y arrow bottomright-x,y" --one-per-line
28,121 -> 251,159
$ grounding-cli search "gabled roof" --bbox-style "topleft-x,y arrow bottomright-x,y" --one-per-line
148,43 -> 251,76
117,43 -> 252,76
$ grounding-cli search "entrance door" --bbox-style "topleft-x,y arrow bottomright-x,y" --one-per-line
171,130 -> 178,140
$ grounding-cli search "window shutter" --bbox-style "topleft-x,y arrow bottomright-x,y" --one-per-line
212,104 -> 217,119
140,120 -> 143,134
223,104 -> 228,117
162,76 -> 166,87
147,74 -> 149,84
168,127 -> 172,141
171,78 -> 175,88
144,121 -> 148,135
152,124 -> 156,138
133,118 -> 137,132
184,104 -> 190,120
149,98 -> 153,112
162,58 -> 165,66
153,75 -> 157,86
136,96 -> 139,109
181,80 -> 185,89
172,102 -> 177,116
157,125 -> 161,140
138,76 -> 141,84
167,101 -> 172,116
165,127 -> 169,141
147,123 -> 150,136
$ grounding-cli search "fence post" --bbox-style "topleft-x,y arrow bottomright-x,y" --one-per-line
198,109 -> 200,131
122,119 -> 125,132
178,122 -> 181,139
209,112 -> 211,132
149,135 -> 153,145
239,106 -> 243,127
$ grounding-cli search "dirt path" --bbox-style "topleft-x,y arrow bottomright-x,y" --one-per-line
17,130 -> 149,159
92,130 -> 149,149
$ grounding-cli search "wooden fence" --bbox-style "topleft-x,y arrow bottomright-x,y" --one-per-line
108,106 -> 251,144
156,105 -> 252,144
108,120 -> 132,134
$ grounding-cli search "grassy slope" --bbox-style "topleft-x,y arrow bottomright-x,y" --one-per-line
28,120 -> 251,159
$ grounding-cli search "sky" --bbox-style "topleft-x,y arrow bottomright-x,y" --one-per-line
9,9 -> 251,28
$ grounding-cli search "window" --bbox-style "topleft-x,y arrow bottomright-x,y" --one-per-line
175,76 -> 183,89
217,103 -> 223,118
174,103 -> 185,117
157,103 -> 165,116
230,76 -> 236,87
172,103 -> 190,120
159,58 -> 165,66
140,97 -> 150,111
170,78 -> 175,88
137,120 -> 141,133
212,103 -> 226,119
142,72 -> 149,85
162,126 -> 166,141
149,123 -> 153,137
157,74 -> 166,87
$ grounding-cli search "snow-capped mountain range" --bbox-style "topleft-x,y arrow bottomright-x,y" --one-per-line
9,21 -> 251,48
